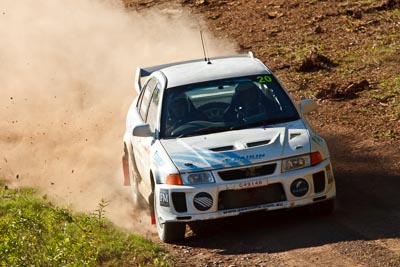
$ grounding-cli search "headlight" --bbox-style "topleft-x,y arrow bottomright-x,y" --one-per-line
282,155 -> 310,172
181,172 -> 215,185
282,152 -> 323,172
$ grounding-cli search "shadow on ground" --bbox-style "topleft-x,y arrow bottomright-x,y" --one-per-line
175,132 -> 400,254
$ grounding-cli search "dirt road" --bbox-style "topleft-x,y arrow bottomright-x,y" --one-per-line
123,0 -> 400,265
151,124 -> 399,267
2,0 -> 398,266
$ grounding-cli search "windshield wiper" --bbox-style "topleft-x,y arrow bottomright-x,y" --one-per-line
177,116 -> 299,137
230,116 -> 299,130
177,125 -> 231,138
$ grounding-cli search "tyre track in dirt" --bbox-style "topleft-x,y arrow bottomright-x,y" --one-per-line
122,1 -> 400,267
160,125 -> 400,267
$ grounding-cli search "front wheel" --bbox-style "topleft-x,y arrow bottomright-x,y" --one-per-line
154,191 -> 185,243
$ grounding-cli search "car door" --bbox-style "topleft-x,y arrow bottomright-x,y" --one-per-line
132,77 -> 160,191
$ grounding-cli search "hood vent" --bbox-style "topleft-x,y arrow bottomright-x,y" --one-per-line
246,140 -> 271,148
290,133 -> 301,140
209,145 -> 235,152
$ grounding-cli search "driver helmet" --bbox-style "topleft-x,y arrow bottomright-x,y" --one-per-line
235,82 -> 260,108
169,93 -> 190,120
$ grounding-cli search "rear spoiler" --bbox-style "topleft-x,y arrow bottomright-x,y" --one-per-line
134,52 -> 254,93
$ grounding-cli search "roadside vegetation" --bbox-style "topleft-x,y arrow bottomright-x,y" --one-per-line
0,180 -> 172,267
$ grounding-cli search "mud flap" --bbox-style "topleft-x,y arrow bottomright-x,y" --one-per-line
150,192 -> 156,225
122,155 -> 130,186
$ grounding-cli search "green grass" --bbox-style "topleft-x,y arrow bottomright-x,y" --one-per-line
0,180 -> 172,267
378,77 -> 400,118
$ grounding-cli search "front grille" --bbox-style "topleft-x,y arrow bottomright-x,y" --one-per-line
313,171 -> 326,193
218,163 -> 276,181
172,192 -> 187,212
218,183 -> 286,210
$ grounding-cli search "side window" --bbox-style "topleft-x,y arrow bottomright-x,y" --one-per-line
146,84 -> 161,132
138,78 -> 157,120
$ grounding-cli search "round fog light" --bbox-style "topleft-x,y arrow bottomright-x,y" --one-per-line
291,178 -> 309,197
193,192 -> 213,211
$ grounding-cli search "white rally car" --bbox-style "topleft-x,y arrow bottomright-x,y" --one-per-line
122,53 -> 335,242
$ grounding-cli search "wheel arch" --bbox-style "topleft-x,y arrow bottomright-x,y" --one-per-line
123,131 -> 134,155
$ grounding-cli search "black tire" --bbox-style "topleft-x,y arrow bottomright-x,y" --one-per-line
312,198 -> 335,216
128,152 -> 146,208
154,192 -> 185,243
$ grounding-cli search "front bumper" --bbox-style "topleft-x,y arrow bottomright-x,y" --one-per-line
155,159 -> 336,224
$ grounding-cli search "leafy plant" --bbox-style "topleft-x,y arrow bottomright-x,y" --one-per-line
0,182 -> 172,266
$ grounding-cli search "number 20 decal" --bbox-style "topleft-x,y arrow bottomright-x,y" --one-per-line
257,75 -> 272,83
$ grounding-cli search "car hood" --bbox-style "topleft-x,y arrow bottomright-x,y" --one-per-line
160,120 -> 311,173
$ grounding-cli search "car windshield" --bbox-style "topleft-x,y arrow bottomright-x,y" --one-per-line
160,74 -> 299,138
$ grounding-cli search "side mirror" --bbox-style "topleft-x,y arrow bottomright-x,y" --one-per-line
132,123 -> 152,137
299,99 -> 318,115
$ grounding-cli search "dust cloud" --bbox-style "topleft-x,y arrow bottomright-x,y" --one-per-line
0,0 -> 235,234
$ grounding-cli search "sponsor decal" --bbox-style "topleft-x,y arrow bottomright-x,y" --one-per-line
193,192 -> 213,211
170,149 -> 267,171
290,178 -> 309,197
257,75 -> 273,84
223,153 -> 266,163
170,150 -> 268,172
311,132 -> 324,145
153,151 -> 165,166
159,189 -> 169,207
222,202 -> 285,215
239,180 -> 264,188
